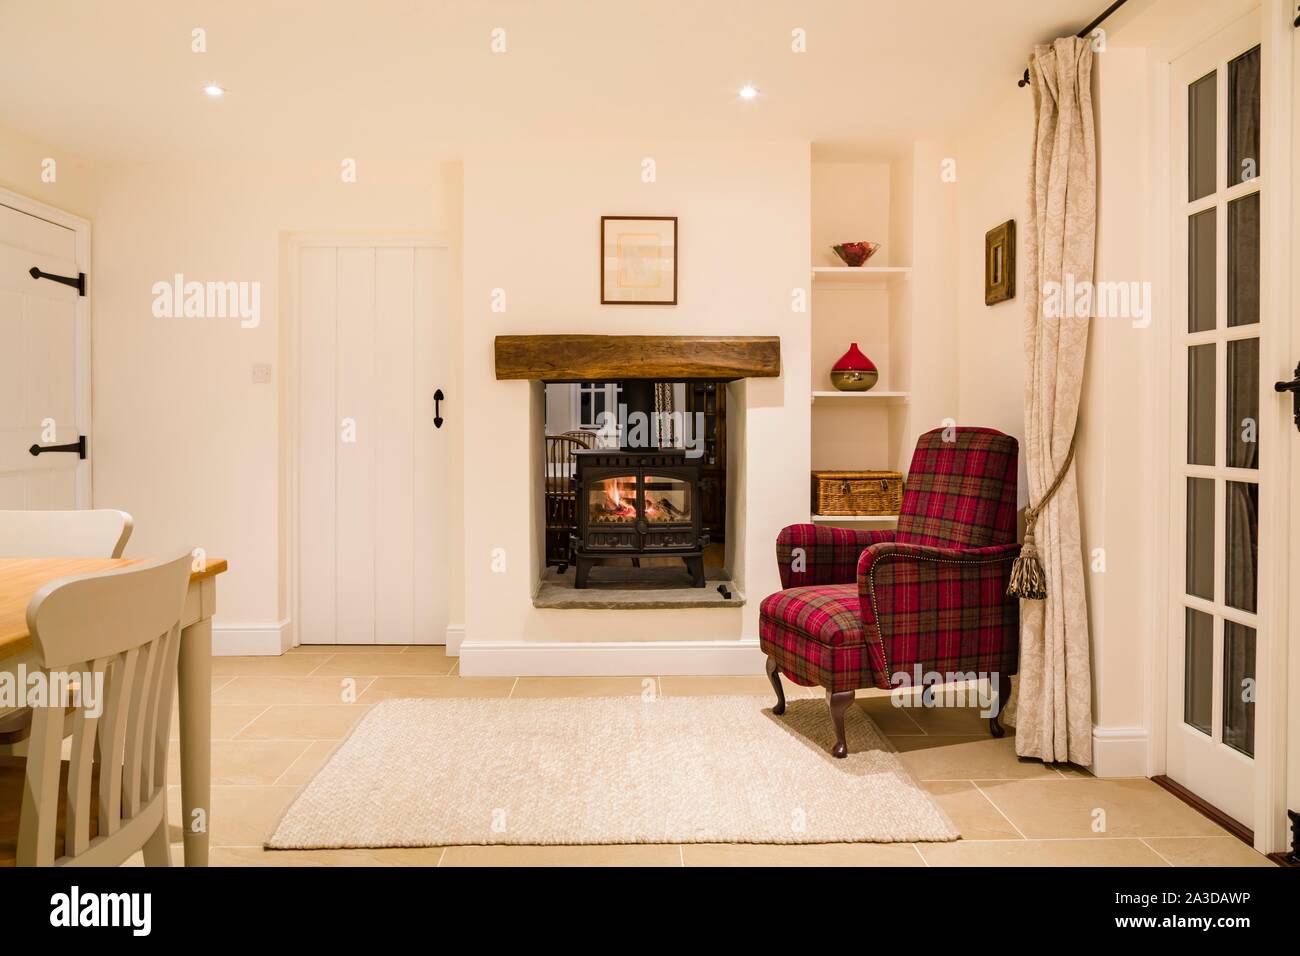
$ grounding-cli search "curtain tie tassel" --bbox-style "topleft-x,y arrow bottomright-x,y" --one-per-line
1007,433 -> 1077,601
1007,521 -> 1047,600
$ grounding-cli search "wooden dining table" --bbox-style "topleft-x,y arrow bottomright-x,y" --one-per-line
0,556 -> 227,867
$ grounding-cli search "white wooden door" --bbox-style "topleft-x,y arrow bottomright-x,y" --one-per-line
297,242 -> 448,645
0,195 -> 91,509
1167,11 -> 1268,828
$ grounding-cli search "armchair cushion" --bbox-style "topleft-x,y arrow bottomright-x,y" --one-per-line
857,542 -> 1020,686
758,585 -> 882,693
775,524 -> 896,588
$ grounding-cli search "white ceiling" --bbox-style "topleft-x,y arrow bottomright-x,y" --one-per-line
0,0 -> 1108,162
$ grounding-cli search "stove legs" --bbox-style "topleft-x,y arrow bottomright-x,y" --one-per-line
683,555 -> 705,587
574,556 -> 592,589
572,553 -> 705,589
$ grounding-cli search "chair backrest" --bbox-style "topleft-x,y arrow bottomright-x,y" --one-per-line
17,553 -> 191,867
0,509 -> 134,558
545,433 -> 591,502
895,428 -> 1019,548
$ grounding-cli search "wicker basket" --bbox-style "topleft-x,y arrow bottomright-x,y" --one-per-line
811,470 -> 903,516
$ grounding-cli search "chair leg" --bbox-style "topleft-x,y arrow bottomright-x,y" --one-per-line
989,672 -> 1010,739
828,690 -> 855,758
765,656 -> 786,716
142,819 -> 172,867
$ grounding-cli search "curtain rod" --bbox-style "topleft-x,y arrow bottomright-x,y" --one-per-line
1017,0 -> 1130,87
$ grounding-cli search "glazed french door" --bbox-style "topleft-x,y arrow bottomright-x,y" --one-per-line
1167,12 -> 1267,828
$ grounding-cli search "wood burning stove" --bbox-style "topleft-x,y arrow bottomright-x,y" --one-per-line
571,447 -> 707,588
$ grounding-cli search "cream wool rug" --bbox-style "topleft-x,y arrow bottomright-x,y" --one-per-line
265,696 -> 959,848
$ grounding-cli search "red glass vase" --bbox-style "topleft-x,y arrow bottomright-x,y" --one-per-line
830,343 -> 879,391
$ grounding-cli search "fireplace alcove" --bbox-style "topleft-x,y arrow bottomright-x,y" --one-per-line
494,334 -> 781,609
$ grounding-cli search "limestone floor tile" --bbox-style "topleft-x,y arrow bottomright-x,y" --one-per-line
308,650 -> 455,677
209,845 -> 448,867
974,778 -> 1230,839
212,654 -> 333,677
852,696 -> 927,736
657,676 -> 778,697
212,676 -> 375,707
681,842 -> 925,867
923,781 -> 1022,841
171,704 -> 267,740
289,643 -> 410,654
511,676 -> 656,698
168,739 -> 311,786
1142,836 -> 1275,867
892,735 -> 1059,780
356,675 -> 516,703
166,785 -> 300,847
916,838 -> 1169,867
890,703 -> 993,736
440,844 -> 682,867
233,704 -> 369,740
274,740 -> 339,786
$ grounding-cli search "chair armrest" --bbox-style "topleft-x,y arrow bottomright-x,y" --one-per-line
856,542 -> 1022,684
776,523 -> 896,588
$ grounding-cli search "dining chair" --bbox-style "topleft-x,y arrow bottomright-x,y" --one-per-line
0,553 -> 191,866
0,509 -> 134,754
0,509 -> 134,558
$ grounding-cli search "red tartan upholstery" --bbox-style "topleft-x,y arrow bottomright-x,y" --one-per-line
760,428 -> 1021,693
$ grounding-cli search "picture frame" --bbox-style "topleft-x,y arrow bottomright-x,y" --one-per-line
600,216 -> 677,305
984,219 -> 1015,305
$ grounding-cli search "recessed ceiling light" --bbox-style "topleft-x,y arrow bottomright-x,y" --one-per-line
738,85 -> 758,101
203,84 -> 225,97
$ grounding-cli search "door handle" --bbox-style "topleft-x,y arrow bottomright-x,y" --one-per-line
434,389 -> 444,429
29,266 -> 86,296
1275,362 -> 1300,433
29,436 -> 87,459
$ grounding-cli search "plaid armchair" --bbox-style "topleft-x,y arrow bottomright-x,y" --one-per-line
759,427 -> 1021,757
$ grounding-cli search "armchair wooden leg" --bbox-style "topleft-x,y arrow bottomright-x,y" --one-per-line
989,672 -> 1010,739
765,656 -> 786,716
828,690 -> 855,758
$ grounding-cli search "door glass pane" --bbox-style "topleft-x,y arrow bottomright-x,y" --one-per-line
642,475 -> 691,523
1187,344 -> 1215,464
1222,621 -> 1256,757
1188,70 -> 1217,201
1184,608 -> 1214,735
1228,46 -> 1261,187
1188,209 -> 1216,332
1227,193 -> 1260,327
1226,338 -> 1259,468
1225,480 -> 1258,613
1185,476 -> 1214,600
589,476 -> 637,524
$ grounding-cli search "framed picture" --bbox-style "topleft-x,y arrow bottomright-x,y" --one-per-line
984,219 -> 1015,305
600,216 -> 677,304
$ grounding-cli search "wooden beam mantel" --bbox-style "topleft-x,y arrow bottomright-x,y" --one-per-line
494,334 -> 781,381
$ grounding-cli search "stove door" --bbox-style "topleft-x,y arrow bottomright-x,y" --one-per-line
641,474 -> 692,524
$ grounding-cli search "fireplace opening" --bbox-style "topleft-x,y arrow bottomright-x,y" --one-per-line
543,379 -> 727,590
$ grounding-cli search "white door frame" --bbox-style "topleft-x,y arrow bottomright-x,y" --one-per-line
1147,0 -> 1294,853
283,232 -> 449,650
0,186 -> 92,507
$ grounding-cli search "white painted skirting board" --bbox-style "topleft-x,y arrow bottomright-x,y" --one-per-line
445,625 -> 465,656
458,639 -> 767,676
1089,726 -> 1150,778
213,620 -> 294,657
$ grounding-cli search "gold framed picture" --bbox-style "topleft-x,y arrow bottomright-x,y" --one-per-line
600,216 -> 677,305
985,219 -> 1015,305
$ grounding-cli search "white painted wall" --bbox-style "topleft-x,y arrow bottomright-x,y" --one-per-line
460,140 -> 810,666
0,132 -> 462,651
947,0 -> 1261,776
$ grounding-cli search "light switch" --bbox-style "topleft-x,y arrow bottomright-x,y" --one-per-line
252,363 -> 273,384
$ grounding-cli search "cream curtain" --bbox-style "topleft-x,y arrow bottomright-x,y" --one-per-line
1015,37 -> 1096,765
